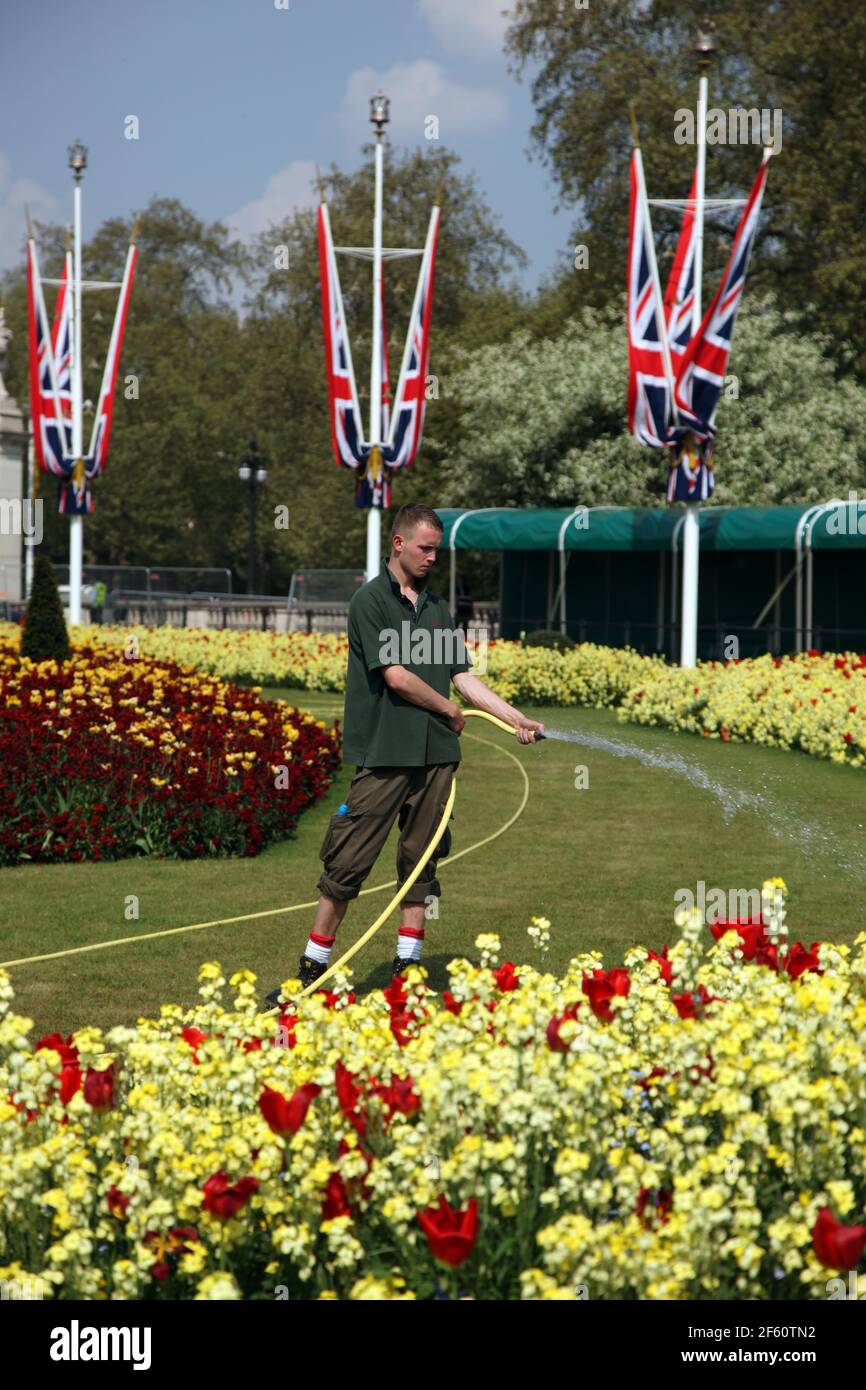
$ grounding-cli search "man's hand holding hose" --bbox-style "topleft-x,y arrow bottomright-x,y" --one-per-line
451,670 -> 543,744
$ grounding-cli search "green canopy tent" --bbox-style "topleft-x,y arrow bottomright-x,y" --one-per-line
434,504 -> 866,659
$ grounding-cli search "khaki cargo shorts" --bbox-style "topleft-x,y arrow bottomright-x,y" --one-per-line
316,762 -> 457,905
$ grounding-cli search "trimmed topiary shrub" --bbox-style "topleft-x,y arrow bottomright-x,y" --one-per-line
20,555 -> 71,663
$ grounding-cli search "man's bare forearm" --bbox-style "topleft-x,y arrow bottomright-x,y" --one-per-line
452,671 -> 524,726
384,665 -> 455,718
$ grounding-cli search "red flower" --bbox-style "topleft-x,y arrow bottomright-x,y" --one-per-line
441,992 -> 463,1016
785,941 -> 823,980
273,1012 -> 297,1048
59,1063 -> 82,1105
636,1186 -> 673,1227
637,1065 -> 668,1091
373,1073 -> 421,1119
107,1184 -> 130,1219
322,990 -> 356,1009
671,983 -> 719,1020
582,967 -> 630,1022
709,918 -> 765,959
417,1195 -> 479,1267
812,1207 -> 866,1270
258,1083 -> 321,1137
83,1064 -> 115,1111
492,961 -> 520,992
180,1026 -> 208,1064
36,1031 -> 78,1066
321,1170 -> 352,1220
334,1061 -> 367,1137
546,1003 -> 580,1052
201,1170 -> 260,1219
646,947 -> 673,985
143,1225 -> 199,1280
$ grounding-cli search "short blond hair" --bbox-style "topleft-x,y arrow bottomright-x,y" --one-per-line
390,503 -> 443,544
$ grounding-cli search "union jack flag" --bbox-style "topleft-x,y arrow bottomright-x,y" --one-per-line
317,199 -> 439,510
317,201 -> 367,475
663,168 -> 697,371
382,205 -> 439,471
27,232 -> 136,515
85,242 -> 137,480
674,154 -> 770,448
627,148 -> 673,449
27,239 -> 71,478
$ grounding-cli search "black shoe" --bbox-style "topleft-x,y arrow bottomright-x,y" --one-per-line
392,956 -> 422,980
264,955 -> 329,1008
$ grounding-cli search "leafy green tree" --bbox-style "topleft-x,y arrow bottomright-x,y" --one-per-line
506,0 -> 866,374
438,298 -> 866,508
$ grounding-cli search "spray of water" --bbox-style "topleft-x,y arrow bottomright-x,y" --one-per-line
540,727 -> 866,880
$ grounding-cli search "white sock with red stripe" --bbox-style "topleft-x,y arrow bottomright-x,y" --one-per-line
396,924 -> 425,962
305,931 -> 336,965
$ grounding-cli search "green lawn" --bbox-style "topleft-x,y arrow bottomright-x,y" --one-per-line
2,686 -> 865,1036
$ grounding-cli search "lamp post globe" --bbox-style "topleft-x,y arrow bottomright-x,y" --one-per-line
68,139 -> 88,182
369,92 -> 390,136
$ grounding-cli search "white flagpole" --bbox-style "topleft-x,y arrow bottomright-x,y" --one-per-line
68,143 -> 87,625
365,99 -> 387,583
680,32 -> 713,668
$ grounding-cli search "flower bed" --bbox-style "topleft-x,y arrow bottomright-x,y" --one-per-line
620,650 -> 866,768
3,882 -> 866,1300
0,637 -> 341,864
3,623 -> 864,770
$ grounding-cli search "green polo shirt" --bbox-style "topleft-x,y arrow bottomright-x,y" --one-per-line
342,562 -> 473,767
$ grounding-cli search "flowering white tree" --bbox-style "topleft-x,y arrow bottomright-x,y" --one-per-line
437,299 -> 866,509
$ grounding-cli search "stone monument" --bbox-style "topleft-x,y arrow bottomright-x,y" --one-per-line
0,307 -> 29,606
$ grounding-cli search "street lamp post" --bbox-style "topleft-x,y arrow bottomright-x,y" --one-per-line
238,438 -> 267,595
67,138 -> 87,625
366,91 -> 389,584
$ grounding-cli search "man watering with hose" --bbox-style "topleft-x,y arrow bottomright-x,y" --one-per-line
265,503 -> 543,1004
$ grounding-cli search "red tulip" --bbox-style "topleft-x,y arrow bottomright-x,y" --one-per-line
812,1206 -> 866,1270
636,1186 -> 673,1227
671,983 -> 719,1020
582,968 -> 630,1022
59,1063 -> 82,1105
321,1170 -> 352,1220
785,942 -> 823,980
201,1170 -> 260,1219
374,1073 -> 421,1119
83,1064 -> 115,1111
646,947 -> 673,985
36,1031 -> 78,1066
417,1195 -> 479,1267
107,1184 -> 130,1219
547,1004 -> 580,1052
492,962 -> 520,992
441,992 -> 463,1016
258,1083 -> 321,1137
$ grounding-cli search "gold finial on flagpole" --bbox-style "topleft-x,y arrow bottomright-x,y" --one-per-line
628,103 -> 640,148
130,216 -> 141,243
315,165 -> 326,203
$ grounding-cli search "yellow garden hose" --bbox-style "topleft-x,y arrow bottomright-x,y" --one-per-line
274,709 -> 537,1006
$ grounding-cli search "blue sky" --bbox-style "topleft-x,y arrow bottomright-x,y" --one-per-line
1,0 -> 573,289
